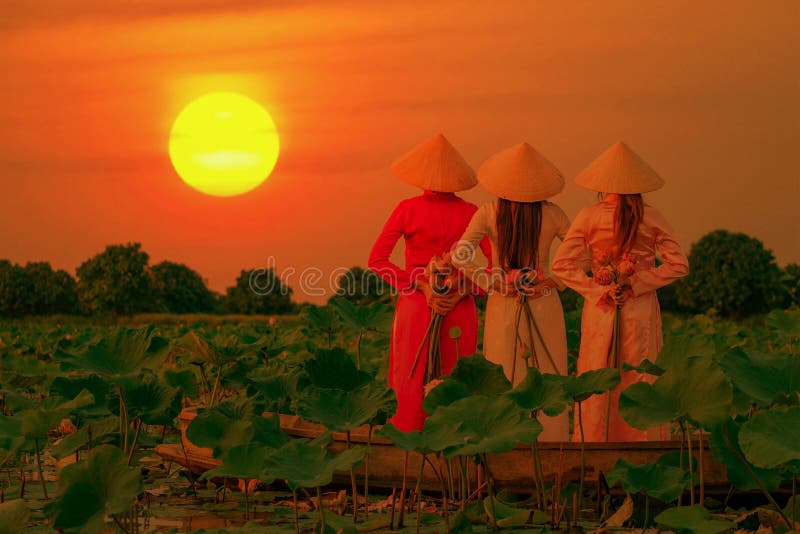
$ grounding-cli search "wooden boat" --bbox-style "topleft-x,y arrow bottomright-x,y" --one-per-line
155,408 -> 731,493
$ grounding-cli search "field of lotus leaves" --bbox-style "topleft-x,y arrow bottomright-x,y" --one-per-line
0,300 -> 798,533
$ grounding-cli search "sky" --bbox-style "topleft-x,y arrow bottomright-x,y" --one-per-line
1,0 -> 798,302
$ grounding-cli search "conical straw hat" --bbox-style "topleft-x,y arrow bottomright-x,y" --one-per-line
574,141 -> 665,194
391,134 -> 477,192
476,143 -> 564,202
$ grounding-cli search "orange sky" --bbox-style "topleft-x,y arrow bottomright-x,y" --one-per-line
1,1 -> 798,302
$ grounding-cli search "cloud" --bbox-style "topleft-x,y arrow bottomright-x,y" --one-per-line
1,0 -> 328,30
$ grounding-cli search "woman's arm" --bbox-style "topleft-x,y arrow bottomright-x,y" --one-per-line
628,208 -> 689,297
552,207 -> 607,304
368,202 -> 412,291
451,205 -> 493,293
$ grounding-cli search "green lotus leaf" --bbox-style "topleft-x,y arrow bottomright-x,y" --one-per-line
50,375 -> 111,417
447,354 -> 512,397
719,349 -> 800,408
51,416 -> 120,460
163,369 -> 200,398
263,440 -> 366,490
121,374 -> 182,426
422,380 -> 472,414
250,413 -> 290,449
295,383 -> 396,432
708,418 -> 783,491
304,305 -> 339,332
622,358 -> 665,376
654,505 -> 735,534
303,348 -> 372,392
20,389 -> 94,439
329,299 -> 392,333
57,326 -> 170,378
246,367 -> 291,409
44,445 -> 143,534
656,333 -> 716,369
506,368 -> 570,416
0,435 -> 24,467
425,395 -> 541,457
565,368 -> 621,402
619,356 -> 733,430
374,422 -> 457,455
186,409 -> 255,459
739,405 -> 800,469
0,500 -> 29,534
203,442 -> 273,482
606,458 -> 690,502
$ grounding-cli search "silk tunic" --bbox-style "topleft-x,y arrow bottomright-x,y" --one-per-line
552,194 -> 689,441
454,200 -> 571,441
368,191 -> 491,431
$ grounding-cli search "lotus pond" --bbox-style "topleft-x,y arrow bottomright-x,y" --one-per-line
0,302 -> 798,533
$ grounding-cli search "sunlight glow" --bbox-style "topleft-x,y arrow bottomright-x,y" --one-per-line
169,92 -> 279,197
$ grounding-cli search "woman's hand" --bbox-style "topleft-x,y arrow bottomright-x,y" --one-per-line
517,277 -> 558,299
608,280 -> 633,307
433,290 -> 466,315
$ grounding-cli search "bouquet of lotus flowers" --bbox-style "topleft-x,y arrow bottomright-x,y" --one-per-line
409,254 -> 459,384
593,252 -> 637,439
509,268 -> 561,383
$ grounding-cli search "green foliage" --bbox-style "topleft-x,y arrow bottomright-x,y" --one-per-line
654,505 -> 736,534
739,405 -> 800,471
677,230 -> 785,318
0,500 -> 29,534
263,440 -> 366,490
619,356 -> 733,431
330,266 -> 391,305
44,445 -> 143,533
225,268 -> 294,315
0,260 -> 34,317
151,260 -> 217,313
76,242 -> 157,316
606,456 -> 691,502
781,263 -> 800,308
708,418 -> 784,491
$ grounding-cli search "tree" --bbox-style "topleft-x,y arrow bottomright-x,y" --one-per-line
151,261 -> 217,313
677,230 -> 784,318
780,263 -> 800,308
24,262 -> 79,315
330,266 -> 390,305
225,268 -> 294,315
76,243 -> 157,316
0,260 -> 34,317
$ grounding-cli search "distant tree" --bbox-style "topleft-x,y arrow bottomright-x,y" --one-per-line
76,243 -> 157,316
225,268 -> 294,315
151,261 -> 217,314
780,263 -> 800,308
677,230 -> 784,318
24,262 -> 79,315
330,266 -> 391,305
0,260 -> 34,317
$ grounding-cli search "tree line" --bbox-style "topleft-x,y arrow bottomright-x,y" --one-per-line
0,230 -> 797,318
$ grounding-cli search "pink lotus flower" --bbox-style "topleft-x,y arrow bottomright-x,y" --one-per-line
618,260 -> 635,278
594,267 -> 613,286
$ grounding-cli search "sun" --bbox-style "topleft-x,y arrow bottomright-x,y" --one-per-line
169,92 -> 280,197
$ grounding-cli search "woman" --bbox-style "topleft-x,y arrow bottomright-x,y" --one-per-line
368,134 -> 491,432
453,142 -> 571,441
552,141 -> 689,442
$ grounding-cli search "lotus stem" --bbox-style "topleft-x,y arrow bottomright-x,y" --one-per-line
356,331 -> 364,370
644,495 -> 650,528
697,429 -> 705,505
685,422 -> 695,505
530,444 -> 542,509
416,454 -> 426,534
346,430 -> 358,522
178,436 -> 198,499
397,451 -> 409,528
409,320 -> 435,379
244,482 -> 250,520
578,401 -> 586,517
317,486 -> 326,533
127,418 -> 142,465
524,299 -> 561,375
511,299 -> 524,384
445,458 -> 455,506
482,454 -> 498,529
292,489 -> 300,534
721,424 -> 792,528
364,424 -> 372,520
34,438 -> 48,499
210,367 -> 223,407
522,299 -> 541,370
388,488 -> 397,530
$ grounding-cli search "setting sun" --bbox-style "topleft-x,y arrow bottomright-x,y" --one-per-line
169,92 -> 279,197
